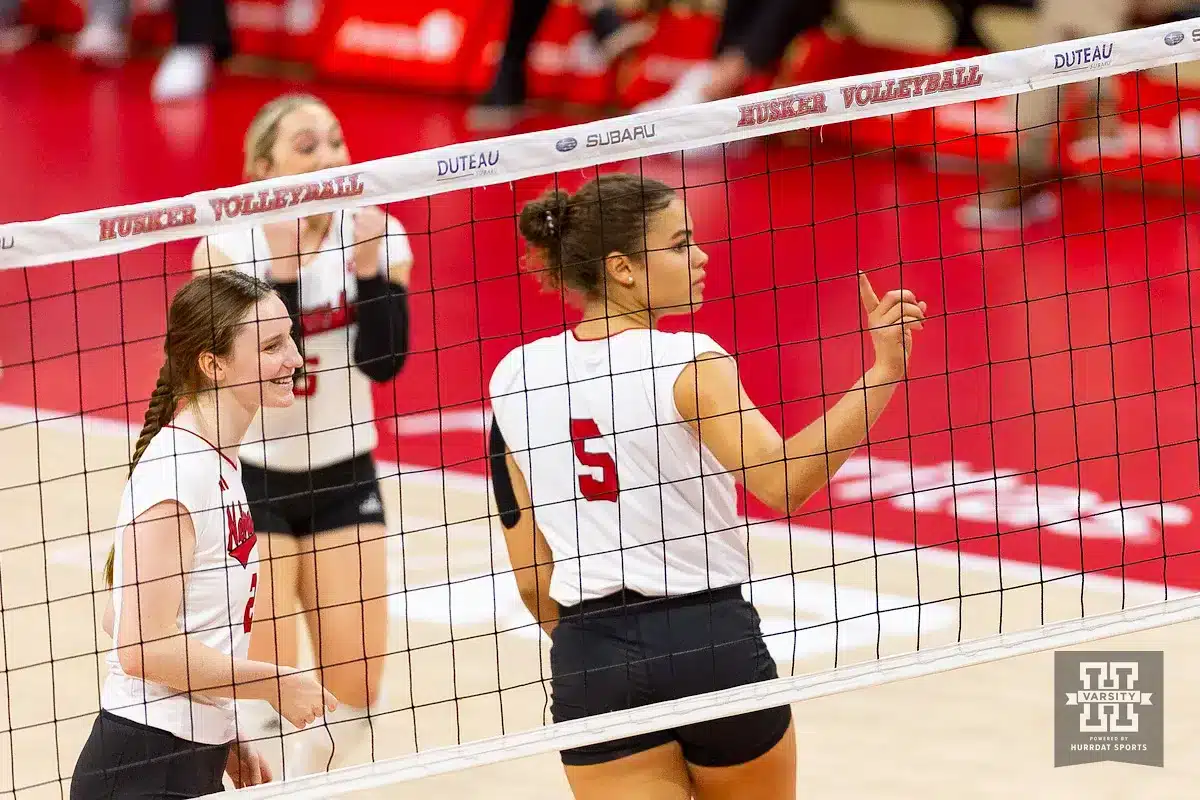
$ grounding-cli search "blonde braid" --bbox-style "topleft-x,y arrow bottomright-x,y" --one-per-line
102,363 -> 177,588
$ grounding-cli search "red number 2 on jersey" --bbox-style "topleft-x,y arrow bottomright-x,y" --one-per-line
570,418 -> 619,502
242,573 -> 258,634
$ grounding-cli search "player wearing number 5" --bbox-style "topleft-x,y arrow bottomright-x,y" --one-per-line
487,173 -> 926,800
191,94 -> 413,775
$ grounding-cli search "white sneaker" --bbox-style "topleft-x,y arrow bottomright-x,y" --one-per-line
955,190 -> 1059,231
635,63 -> 714,112
284,0 -> 319,35
74,22 -> 128,67
151,45 -> 214,102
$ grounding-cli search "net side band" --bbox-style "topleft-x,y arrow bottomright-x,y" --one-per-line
229,591 -> 1200,799
4,19 -> 1200,269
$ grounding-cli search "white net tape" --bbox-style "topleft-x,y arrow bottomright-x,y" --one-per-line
233,592 -> 1200,798
2,19 -> 1200,268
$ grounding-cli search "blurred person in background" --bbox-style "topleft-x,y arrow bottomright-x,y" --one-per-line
73,0 -> 133,65
635,0 -> 834,111
195,93 -> 413,778
0,0 -> 33,54
468,0 -> 657,130
957,0 -> 1191,230
74,0 -> 233,101
638,0 -> 988,114
944,0 -> 988,49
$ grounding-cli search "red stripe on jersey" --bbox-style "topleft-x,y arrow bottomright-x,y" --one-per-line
163,424 -> 239,470
300,291 -> 357,337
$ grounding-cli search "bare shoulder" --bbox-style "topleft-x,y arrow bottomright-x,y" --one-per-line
694,349 -> 734,366
681,348 -> 738,383
132,498 -> 190,525
673,349 -> 739,423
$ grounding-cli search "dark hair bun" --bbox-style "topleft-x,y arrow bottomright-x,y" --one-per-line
516,173 -> 676,298
518,189 -> 570,249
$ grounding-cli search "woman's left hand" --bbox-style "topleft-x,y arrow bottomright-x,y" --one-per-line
225,740 -> 273,789
352,207 -> 389,280
353,207 -> 413,286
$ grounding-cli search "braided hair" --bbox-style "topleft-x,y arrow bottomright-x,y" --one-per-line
102,271 -> 275,587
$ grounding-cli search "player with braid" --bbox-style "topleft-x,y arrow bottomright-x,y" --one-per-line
73,271 -> 337,798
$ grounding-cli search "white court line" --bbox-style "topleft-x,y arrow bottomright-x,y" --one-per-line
0,401 -> 1190,603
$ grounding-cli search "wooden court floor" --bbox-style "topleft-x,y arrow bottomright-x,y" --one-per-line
0,408 -> 1197,799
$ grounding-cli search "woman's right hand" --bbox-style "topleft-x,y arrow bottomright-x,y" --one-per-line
269,667 -> 338,729
858,271 -> 926,380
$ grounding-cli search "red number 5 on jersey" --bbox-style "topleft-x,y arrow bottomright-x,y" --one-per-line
295,355 -> 320,397
570,418 -> 619,502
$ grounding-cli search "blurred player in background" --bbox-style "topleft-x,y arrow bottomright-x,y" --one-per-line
637,0 -> 833,110
945,0 -> 988,49
468,0 -> 656,129
488,172 -> 926,799
193,93 -> 413,776
74,0 -> 233,100
958,0 -> 1191,229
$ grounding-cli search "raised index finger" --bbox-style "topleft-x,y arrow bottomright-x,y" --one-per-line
858,271 -> 880,311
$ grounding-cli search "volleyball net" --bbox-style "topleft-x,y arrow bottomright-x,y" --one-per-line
1,17 -> 1199,799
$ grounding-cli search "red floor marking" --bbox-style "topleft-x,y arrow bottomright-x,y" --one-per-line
2,45 -> 1198,591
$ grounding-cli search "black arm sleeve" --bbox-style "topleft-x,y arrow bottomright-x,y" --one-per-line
353,275 -> 410,383
269,278 -> 304,354
488,418 -> 522,530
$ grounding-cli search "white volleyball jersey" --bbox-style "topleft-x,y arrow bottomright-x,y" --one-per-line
205,211 -> 413,471
102,423 -> 259,745
488,328 -> 750,607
